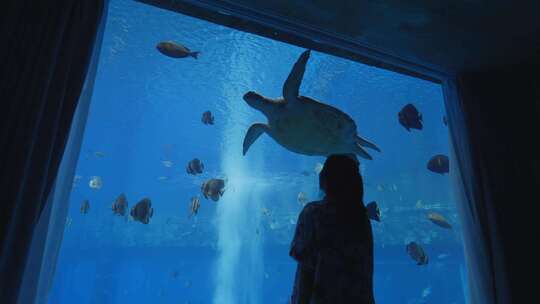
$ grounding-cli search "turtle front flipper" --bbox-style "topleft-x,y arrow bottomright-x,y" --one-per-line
243,123 -> 270,155
283,50 -> 311,102
356,135 -> 381,152
354,143 -> 373,160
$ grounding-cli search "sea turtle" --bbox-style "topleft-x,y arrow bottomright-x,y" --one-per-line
242,50 -> 380,159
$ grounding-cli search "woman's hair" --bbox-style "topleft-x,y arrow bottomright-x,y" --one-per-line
319,154 -> 364,207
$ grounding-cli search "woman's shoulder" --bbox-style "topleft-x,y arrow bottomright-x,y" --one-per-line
299,200 -> 325,218
302,200 -> 324,210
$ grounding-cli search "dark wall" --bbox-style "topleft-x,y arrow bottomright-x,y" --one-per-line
446,62 -> 540,303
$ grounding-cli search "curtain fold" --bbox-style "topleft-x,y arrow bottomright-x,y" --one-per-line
17,3 -> 109,302
443,65 -> 540,303
444,79 -> 496,304
0,1 -> 104,303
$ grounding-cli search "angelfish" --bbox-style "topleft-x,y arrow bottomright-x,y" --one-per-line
427,154 -> 449,174
186,158 -> 204,175
366,201 -> 381,222
130,198 -> 153,224
201,111 -> 214,125
112,193 -> 128,216
80,200 -> 90,214
201,178 -> 225,202
398,104 -> 423,131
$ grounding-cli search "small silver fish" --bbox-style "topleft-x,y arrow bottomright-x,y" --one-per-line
314,163 -> 323,174
297,192 -> 308,205
89,176 -> 103,189
162,160 -> 174,168
189,196 -> 201,217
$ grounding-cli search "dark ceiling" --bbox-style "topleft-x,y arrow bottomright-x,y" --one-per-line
139,0 -> 540,81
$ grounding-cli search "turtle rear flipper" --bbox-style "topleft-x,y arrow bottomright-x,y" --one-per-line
356,135 -> 381,152
243,123 -> 270,155
354,143 -> 373,160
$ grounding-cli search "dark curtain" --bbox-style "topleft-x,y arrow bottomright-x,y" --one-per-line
0,1 -> 105,303
443,64 -> 540,304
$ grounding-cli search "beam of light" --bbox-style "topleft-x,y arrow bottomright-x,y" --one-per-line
213,41 -> 267,304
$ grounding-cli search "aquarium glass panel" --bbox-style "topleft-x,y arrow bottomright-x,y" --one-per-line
48,0 -> 467,303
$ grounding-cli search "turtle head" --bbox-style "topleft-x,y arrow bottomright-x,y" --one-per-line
243,91 -> 273,115
243,91 -> 264,107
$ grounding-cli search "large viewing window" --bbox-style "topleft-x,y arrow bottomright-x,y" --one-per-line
47,0 -> 467,303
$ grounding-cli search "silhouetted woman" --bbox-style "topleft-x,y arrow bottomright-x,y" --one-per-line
290,154 -> 375,304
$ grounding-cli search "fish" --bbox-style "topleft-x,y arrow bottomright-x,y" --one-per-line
269,220 -> 279,230
427,212 -> 452,229
73,175 -> 82,187
80,200 -> 90,214
366,201 -> 381,222
94,151 -> 105,157
201,111 -> 214,125
300,170 -> 311,176
427,154 -> 449,174
89,176 -> 103,189
314,163 -> 323,174
65,216 -> 73,228
189,196 -> 201,217
156,41 -> 200,59
415,200 -> 423,209
112,193 -> 128,216
297,192 -> 308,205
186,158 -> 204,175
130,198 -> 153,224
422,287 -> 432,298
443,115 -> 448,126
261,207 -> 271,217
398,103 -> 423,131
406,241 -> 429,265
437,253 -> 450,259
201,178 -> 225,202
162,160 -> 174,168
157,176 -> 169,181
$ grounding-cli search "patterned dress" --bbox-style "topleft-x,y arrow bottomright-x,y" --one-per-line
290,200 -> 375,304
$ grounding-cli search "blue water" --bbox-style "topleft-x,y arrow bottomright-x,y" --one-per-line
48,0 -> 466,303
